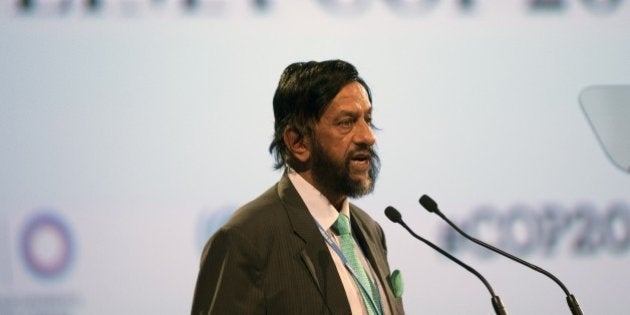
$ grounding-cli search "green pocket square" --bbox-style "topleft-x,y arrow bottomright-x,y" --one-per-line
390,269 -> 404,298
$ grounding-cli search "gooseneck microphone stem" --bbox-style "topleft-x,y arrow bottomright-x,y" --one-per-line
438,207 -> 570,292
384,206 -> 508,315
419,195 -> 583,315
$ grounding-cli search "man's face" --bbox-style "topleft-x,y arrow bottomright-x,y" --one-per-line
310,82 -> 380,198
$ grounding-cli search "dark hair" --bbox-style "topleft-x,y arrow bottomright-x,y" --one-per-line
269,60 -> 372,170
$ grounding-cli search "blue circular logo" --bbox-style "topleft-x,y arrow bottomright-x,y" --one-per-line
20,211 -> 75,280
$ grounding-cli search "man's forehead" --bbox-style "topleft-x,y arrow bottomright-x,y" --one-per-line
335,82 -> 369,98
329,83 -> 371,108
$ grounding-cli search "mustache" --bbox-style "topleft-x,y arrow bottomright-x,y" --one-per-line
347,145 -> 380,163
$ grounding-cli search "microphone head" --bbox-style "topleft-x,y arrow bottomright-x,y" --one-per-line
384,206 -> 403,223
419,194 -> 439,213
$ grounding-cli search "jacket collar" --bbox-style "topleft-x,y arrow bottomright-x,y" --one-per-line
278,172 -> 398,315
277,173 -> 351,314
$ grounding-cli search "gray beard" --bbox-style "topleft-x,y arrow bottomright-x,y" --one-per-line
310,140 -> 380,199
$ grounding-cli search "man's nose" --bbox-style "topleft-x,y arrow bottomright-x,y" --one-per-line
354,119 -> 376,146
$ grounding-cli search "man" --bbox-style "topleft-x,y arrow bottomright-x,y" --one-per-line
191,60 -> 404,314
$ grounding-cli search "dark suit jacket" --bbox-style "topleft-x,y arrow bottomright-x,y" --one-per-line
191,174 -> 404,314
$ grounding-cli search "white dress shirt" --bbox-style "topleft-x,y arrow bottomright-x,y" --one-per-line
288,168 -> 390,315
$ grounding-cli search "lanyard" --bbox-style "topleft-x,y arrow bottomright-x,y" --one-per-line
315,220 -> 384,315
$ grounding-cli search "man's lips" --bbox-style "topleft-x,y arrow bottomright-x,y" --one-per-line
350,151 -> 372,161
349,151 -> 372,171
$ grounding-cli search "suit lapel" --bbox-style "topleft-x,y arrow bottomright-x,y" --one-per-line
350,205 -> 397,315
277,174 -> 351,314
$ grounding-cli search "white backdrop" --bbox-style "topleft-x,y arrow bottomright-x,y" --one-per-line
1,1 -> 629,314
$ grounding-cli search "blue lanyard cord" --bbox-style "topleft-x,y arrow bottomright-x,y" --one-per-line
315,221 -> 384,315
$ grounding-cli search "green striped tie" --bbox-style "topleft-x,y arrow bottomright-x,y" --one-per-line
332,214 -> 382,315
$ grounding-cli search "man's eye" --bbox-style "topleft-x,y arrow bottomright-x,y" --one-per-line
338,119 -> 354,128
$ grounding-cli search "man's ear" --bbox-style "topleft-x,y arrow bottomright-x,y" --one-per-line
283,126 -> 311,163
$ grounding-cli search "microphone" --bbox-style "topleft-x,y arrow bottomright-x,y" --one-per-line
384,206 -> 509,315
419,194 -> 583,315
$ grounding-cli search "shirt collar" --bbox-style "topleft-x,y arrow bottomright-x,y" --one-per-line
287,168 -> 350,231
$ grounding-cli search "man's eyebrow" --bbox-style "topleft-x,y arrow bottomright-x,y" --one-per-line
335,107 -> 372,117
336,110 -> 359,116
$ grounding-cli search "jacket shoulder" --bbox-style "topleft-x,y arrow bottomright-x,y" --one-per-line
221,182 -> 289,237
